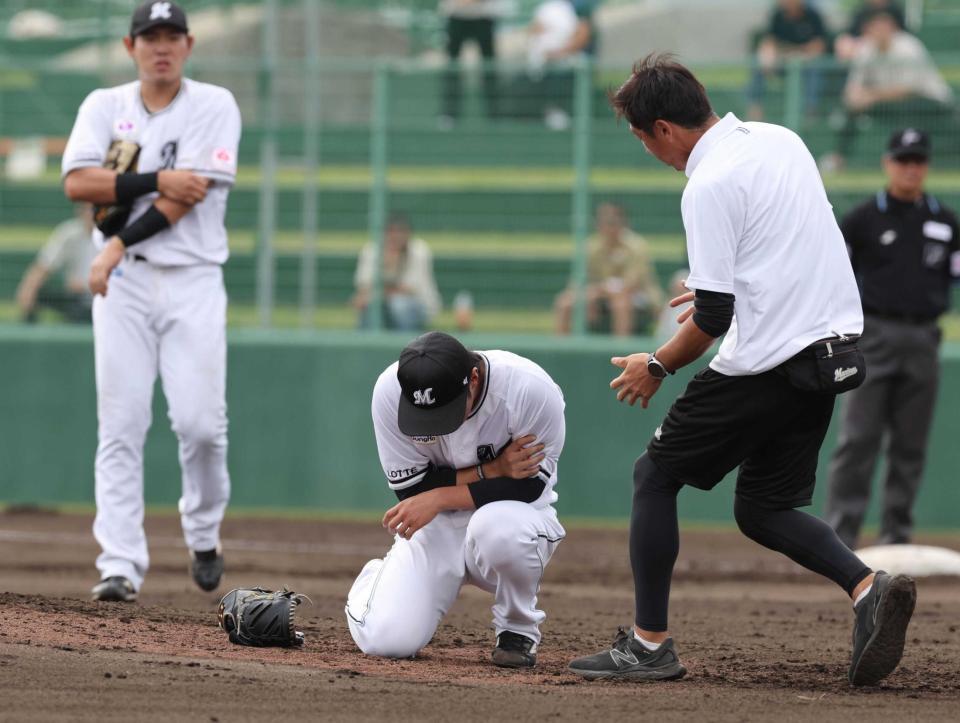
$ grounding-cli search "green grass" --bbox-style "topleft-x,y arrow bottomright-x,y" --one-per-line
0,224 -> 687,258
6,298 -> 960,341
0,300 -> 556,333
22,164 -> 959,193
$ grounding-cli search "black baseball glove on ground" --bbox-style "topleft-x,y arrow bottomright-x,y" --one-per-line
217,587 -> 310,647
94,139 -> 141,236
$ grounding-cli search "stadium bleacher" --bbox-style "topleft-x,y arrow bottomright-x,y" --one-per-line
1,0 -> 958,332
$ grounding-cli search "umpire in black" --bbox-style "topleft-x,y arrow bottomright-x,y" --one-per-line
826,129 -> 959,549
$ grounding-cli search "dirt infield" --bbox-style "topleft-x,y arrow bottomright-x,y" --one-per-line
1,509 -> 959,722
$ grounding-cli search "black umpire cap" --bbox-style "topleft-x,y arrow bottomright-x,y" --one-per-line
130,1 -> 189,38
396,332 -> 475,436
887,128 -> 931,161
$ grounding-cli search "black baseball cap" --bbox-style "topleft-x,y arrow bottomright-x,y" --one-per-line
396,332 -> 475,436
130,1 -> 189,38
887,128 -> 930,161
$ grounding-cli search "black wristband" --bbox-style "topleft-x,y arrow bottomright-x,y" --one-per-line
117,206 -> 171,247
115,172 -> 158,205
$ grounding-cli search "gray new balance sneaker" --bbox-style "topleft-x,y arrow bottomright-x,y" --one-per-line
569,627 -> 687,681
849,570 -> 916,686
91,576 -> 137,602
190,547 -> 224,592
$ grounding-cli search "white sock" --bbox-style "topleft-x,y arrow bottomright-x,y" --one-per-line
853,584 -> 872,608
633,631 -> 662,651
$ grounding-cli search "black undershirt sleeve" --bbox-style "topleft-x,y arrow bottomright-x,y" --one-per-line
393,464 -> 456,501
691,288 -> 735,338
394,466 -> 548,507
468,476 -> 546,508
116,205 -> 171,247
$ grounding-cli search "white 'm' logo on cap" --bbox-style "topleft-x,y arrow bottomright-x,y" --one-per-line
902,129 -> 920,145
151,2 -> 173,20
413,388 -> 435,406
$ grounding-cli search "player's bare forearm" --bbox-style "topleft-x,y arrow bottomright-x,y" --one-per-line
435,485 -> 475,510
63,168 -> 118,204
154,196 -> 195,225
655,317 -> 716,373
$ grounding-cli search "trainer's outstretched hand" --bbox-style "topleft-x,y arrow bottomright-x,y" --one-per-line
610,353 -> 661,408
670,290 -> 696,324
89,237 -> 126,296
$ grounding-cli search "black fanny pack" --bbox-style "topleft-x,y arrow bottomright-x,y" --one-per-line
776,335 -> 866,395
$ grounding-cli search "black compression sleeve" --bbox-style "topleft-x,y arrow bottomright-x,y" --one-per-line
115,172 -> 158,204
692,288 -> 735,337
116,206 -> 171,247
468,476 -> 546,508
394,464 -> 456,501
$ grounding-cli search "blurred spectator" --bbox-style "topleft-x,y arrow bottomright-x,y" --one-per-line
353,214 -> 441,331
555,203 -> 662,336
15,205 -> 94,324
747,0 -> 829,121
439,0 -> 505,129
823,10 -> 953,170
653,269 -> 692,345
835,0 -> 906,61
524,0 -> 597,130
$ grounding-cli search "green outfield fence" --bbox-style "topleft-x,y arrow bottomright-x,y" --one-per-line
1,0 -> 959,335
2,326 -> 960,529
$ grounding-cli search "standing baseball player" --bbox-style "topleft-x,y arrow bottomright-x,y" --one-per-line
346,332 -> 566,667
61,1 -> 241,602
826,129 -> 960,549
568,55 -> 916,686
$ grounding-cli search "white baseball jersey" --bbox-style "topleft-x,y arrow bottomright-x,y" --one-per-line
62,78 -> 241,266
371,350 -> 565,508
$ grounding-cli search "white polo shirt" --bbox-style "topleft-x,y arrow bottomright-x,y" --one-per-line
62,78 -> 241,266
682,112 -> 863,376
371,350 -> 565,509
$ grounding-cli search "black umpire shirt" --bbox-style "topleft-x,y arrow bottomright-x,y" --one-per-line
841,191 -> 960,320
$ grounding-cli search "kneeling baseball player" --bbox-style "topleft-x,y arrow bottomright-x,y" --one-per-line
346,332 -> 566,667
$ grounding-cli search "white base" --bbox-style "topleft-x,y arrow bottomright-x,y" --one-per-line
854,544 -> 960,577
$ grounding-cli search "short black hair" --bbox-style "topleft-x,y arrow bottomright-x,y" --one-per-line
609,53 -> 714,135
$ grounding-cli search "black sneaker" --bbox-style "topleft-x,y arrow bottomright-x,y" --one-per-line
91,576 -> 137,602
190,547 -> 224,592
492,631 -> 537,668
849,570 -> 916,686
569,627 -> 687,681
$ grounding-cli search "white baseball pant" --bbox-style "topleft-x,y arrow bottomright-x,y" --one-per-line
92,257 -> 230,591
346,500 -> 565,658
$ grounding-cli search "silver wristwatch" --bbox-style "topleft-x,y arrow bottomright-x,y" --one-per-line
646,353 -> 672,380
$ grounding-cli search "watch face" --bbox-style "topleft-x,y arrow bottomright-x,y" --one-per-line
647,358 -> 667,379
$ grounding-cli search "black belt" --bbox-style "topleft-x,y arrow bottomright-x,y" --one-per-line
125,253 -> 148,263
864,309 -> 938,324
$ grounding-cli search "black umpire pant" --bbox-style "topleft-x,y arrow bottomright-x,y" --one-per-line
825,315 -> 941,548
442,17 -> 498,119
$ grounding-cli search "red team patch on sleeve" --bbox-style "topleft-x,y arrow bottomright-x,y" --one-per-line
211,147 -> 234,173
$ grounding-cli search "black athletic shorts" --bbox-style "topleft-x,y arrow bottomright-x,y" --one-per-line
647,366 -> 835,509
